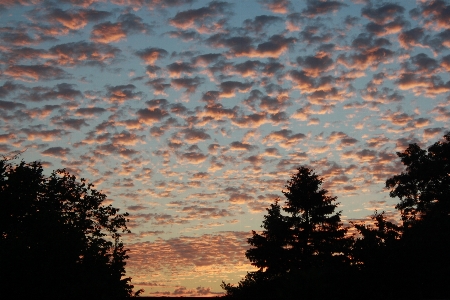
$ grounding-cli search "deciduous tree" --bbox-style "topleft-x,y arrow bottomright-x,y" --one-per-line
384,133 -> 450,298
386,132 -> 450,223
0,157 -> 142,298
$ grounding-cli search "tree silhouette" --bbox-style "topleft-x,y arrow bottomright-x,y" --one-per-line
384,132 -> 450,299
386,132 -> 450,223
351,211 -> 401,268
0,158 -> 142,298
222,166 -> 350,298
282,166 -> 349,271
246,199 -> 291,279
223,134 -> 450,299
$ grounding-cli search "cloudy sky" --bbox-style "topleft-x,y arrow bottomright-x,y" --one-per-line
1,0 -> 450,296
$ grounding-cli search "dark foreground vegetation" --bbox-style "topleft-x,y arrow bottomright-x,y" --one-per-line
0,155 -> 142,298
222,133 -> 450,299
1,133 -> 448,299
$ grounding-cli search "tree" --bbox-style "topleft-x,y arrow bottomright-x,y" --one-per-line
384,132 -> 450,298
386,132 -> 450,223
223,134 -> 450,299
245,199 -> 291,278
0,157 -> 142,298
222,166 -> 350,298
282,166 -> 349,271
351,211 -> 401,268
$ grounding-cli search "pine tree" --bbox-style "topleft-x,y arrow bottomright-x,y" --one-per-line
245,199 -> 291,279
282,166 -> 348,271
222,166 -> 350,298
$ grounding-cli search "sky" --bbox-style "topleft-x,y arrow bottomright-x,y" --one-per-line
1,0 -> 450,296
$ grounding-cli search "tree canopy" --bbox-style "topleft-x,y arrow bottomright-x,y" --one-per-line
386,132 -> 450,222
223,166 -> 350,298
223,132 -> 450,299
0,157 -> 141,298
246,199 -> 291,278
282,166 -> 348,271
245,166 -> 348,278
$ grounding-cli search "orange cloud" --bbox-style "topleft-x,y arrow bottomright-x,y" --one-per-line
259,0 -> 291,14
135,47 -> 168,65
46,8 -> 111,30
91,22 -> 126,43
263,129 -> 306,149
180,152 -> 208,164
231,112 -> 268,128
4,65 -> 67,81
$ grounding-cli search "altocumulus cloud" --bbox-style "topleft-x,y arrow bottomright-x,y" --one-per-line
1,0 -> 450,296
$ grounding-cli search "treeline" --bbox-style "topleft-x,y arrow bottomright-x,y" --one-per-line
221,133 -> 450,299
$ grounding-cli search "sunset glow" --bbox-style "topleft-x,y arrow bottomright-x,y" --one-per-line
1,0 -> 449,296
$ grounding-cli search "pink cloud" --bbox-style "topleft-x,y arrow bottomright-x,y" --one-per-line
4,65 -> 68,81
181,128 -> 211,144
111,131 -> 143,146
259,0 -> 291,13
398,27 -> 425,49
297,53 -> 334,77
41,146 -> 71,158
219,81 -> 253,98
361,3 -> 405,24
231,112 -> 268,128
171,76 -> 203,94
419,0 -> 450,30
167,61 -> 197,77
180,152 -> 208,164
48,41 -> 120,66
169,1 -> 231,33
365,17 -> 406,36
45,8 -> 111,30
135,47 -> 168,65
90,13 -> 149,43
263,129 -> 306,149
302,0 -> 347,18
229,141 -> 257,151
91,22 -> 126,43
136,108 -> 169,125
107,84 -> 142,102
208,34 -> 296,58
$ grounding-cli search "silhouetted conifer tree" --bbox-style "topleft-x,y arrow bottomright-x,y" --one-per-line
283,166 -> 349,271
246,199 -> 291,279
222,166 -> 350,299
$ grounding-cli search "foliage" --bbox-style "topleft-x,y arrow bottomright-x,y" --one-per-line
223,166 -> 350,298
223,133 -> 450,299
282,166 -> 349,270
351,211 -> 401,268
386,132 -> 450,223
245,199 -> 291,279
383,132 -> 450,298
0,157 -> 142,298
